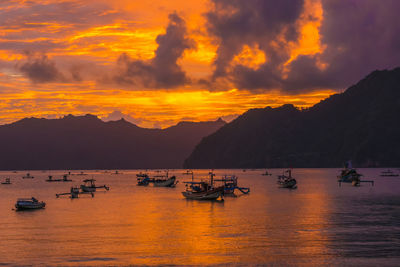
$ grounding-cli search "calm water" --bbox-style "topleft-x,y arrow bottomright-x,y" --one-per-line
0,169 -> 400,266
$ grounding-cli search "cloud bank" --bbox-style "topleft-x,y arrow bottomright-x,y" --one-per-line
114,13 -> 195,89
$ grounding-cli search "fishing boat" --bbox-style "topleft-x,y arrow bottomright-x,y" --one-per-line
182,172 -> 224,200
45,175 -> 72,182
151,171 -> 178,187
214,175 -> 250,195
380,169 -> 399,177
80,179 -> 109,192
137,173 -> 150,186
337,161 -> 362,183
277,170 -> 297,189
261,170 -> 272,176
56,186 -> 93,198
153,175 -> 177,187
15,197 -> 45,211
1,178 -> 11,184
22,173 -> 34,179
337,161 -> 374,186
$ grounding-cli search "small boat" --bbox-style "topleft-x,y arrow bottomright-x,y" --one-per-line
56,186 -> 93,198
214,175 -> 250,195
15,197 -> 45,211
137,173 -> 150,186
261,170 -> 272,176
182,172 -> 224,200
337,161 -> 374,187
151,171 -> 178,187
153,176 -> 177,187
22,173 -> 34,179
45,175 -> 72,182
75,171 -> 88,176
80,179 -> 109,192
277,170 -> 297,189
380,170 -> 399,177
112,170 -> 122,175
1,178 -> 11,185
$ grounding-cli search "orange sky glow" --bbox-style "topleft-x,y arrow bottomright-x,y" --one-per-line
0,0 -> 336,128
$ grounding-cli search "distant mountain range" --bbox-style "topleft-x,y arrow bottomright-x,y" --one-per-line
0,115 -> 225,170
184,68 -> 400,168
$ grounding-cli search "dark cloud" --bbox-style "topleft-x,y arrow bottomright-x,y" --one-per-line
114,13 -> 195,89
17,52 -> 64,83
205,0 -> 400,93
206,0 -> 304,79
284,0 -> 400,91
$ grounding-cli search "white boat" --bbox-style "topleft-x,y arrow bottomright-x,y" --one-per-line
15,197 -> 45,210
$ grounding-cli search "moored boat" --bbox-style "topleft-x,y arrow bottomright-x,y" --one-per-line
15,197 -> 45,210
277,170 -> 297,189
22,173 -> 34,179
380,169 -> 399,177
137,173 -> 150,186
46,175 -> 72,182
80,179 -> 109,192
153,176 -> 177,187
182,184 -> 225,200
1,178 -> 11,184
214,175 -> 250,195
182,172 -> 224,200
261,170 -> 272,176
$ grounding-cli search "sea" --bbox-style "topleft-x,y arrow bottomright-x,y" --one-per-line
0,168 -> 399,266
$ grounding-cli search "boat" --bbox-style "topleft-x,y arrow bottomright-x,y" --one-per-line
277,170 -> 297,189
137,173 -> 151,186
337,161 -> 362,183
337,161 -> 374,187
182,172 -> 224,200
214,175 -> 250,195
380,169 -> 399,177
56,186 -> 93,198
80,179 -> 109,192
45,175 -> 72,182
1,178 -> 11,184
152,171 -> 178,187
15,197 -> 45,211
22,173 -> 34,179
261,170 -> 272,176
112,170 -> 122,175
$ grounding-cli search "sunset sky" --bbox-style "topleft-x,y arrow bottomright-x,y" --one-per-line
0,0 -> 399,128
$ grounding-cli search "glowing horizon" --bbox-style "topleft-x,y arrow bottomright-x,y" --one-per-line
1,0 -> 397,128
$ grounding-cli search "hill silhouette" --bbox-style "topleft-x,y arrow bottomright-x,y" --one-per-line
0,115 -> 225,170
184,68 -> 400,168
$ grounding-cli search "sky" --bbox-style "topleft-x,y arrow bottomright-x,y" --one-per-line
0,0 -> 399,128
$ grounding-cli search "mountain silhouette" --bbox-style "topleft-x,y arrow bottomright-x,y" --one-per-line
0,115 -> 225,170
184,67 -> 400,168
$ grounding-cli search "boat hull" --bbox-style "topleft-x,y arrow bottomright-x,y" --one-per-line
153,176 -> 176,187
80,185 -> 96,192
15,203 -> 45,211
182,186 -> 224,200
278,179 -> 297,189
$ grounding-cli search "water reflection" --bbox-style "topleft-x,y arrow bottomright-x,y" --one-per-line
0,169 -> 399,265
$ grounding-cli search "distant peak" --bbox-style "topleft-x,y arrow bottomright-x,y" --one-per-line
215,117 -> 226,124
